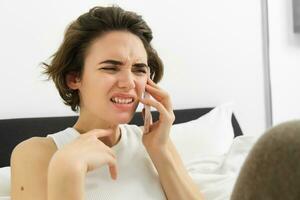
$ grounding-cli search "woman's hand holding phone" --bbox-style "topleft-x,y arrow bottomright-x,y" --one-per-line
139,77 -> 175,153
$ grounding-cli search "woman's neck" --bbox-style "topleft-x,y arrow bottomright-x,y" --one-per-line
72,117 -> 121,147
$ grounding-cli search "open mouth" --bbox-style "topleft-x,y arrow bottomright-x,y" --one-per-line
110,97 -> 134,104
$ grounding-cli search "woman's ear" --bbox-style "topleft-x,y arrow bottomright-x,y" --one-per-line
66,72 -> 81,90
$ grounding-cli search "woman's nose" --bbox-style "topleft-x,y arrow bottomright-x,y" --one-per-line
117,71 -> 135,89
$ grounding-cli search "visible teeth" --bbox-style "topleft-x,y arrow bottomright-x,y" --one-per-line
111,97 -> 134,104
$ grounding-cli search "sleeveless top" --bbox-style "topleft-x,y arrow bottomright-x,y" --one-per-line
46,124 -> 167,200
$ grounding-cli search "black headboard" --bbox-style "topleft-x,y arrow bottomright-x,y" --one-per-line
0,108 -> 242,167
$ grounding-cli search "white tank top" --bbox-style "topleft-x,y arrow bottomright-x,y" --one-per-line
47,124 -> 166,200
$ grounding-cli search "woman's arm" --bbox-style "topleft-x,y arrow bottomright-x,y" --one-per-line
10,137 -> 57,200
139,78 -> 204,200
47,153 -> 85,200
147,139 -> 204,200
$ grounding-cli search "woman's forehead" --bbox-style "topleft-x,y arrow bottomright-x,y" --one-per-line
100,52 -> 147,63
87,31 -> 147,63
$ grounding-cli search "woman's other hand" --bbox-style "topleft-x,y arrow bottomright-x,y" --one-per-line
48,129 -> 118,180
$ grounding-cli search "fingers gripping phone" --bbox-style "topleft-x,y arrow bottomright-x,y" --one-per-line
143,69 -> 152,134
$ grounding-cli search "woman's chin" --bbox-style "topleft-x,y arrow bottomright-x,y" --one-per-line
112,113 -> 135,124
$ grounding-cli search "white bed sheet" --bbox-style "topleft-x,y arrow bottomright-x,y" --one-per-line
0,166 -> 10,200
186,134 -> 259,200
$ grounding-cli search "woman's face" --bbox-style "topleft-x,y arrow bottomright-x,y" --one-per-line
75,31 -> 148,125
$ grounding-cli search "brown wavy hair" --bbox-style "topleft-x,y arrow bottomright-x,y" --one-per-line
42,5 -> 164,112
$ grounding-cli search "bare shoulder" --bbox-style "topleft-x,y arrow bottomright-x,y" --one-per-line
11,136 -> 57,163
10,137 -> 57,200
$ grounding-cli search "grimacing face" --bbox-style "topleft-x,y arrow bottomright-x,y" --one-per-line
68,31 -> 149,126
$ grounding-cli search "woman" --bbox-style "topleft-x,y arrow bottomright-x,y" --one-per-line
10,5 -> 204,200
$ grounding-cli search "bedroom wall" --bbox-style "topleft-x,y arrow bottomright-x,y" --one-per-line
268,0 -> 300,125
0,0 -> 266,136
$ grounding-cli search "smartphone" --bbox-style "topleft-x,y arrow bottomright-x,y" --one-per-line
143,91 -> 152,134
143,68 -> 152,134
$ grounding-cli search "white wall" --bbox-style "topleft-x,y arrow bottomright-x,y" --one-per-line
268,0 -> 300,125
0,0 -> 266,136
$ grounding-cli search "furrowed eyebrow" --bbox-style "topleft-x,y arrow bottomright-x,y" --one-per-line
133,63 -> 148,69
99,60 -> 123,65
99,59 -> 149,68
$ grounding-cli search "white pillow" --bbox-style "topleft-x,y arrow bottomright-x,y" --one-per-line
170,102 -> 235,164
0,167 -> 11,198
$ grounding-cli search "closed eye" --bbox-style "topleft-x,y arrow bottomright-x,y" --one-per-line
101,67 -> 147,74
134,69 -> 147,73
101,67 -> 118,71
